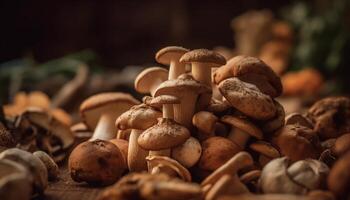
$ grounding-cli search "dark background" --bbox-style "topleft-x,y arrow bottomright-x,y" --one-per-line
0,0 -> 291,67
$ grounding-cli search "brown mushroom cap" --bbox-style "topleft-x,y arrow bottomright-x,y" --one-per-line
80,92 -> 139,130
218,77 -> 276,120
149,95 -> 180,106
285,113 -> 313,129
115,104 -> 161,130
221,115 -> 263,140
332,133 -> 350,156
249,141 -> 280,158
172,137 -> 202,168
272,125 -> 322,161
138,118 -> 190,151
213,55 -> 282,97
155,46 -> 189,65
134,67 -> 168,94
260,100 -> 285,133
328,151 -> 350,198
192,111 -> 218,135
199,137 -> 241,171
180,49 -> 226,66
307,96 -> 350,139
68,140 -> 125,185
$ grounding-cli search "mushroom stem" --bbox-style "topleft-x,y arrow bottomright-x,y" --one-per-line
128,129 -> 148,172
169,60 -> 186,80
174,91 -> 198,129
163,104 -> 174,119
90,113 -> 116,141
192,62 -> 212,87
227,128 -> 250,149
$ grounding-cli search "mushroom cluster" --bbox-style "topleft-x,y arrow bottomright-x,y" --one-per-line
61,47 -> 350,199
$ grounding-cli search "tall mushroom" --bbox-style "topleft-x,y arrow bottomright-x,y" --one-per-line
80,92 -> 139,141
155,46 -> 189,80
154,74 -> 210,128
116,104 -> 161,172
134,67 -> 168,96
221,115 -> 263,149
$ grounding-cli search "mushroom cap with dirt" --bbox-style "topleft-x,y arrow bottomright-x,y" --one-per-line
218,77 -> 276,120
80,92 -> 139,140
134,67 -> 168,96
68,140 -> 125,186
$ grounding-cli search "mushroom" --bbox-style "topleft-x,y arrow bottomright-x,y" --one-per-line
116,104 -> 161,172
213,55 -> 283,98
331,133 -> 350,157
134,67 -> 168,96
285,112 -> 313,129
272,124 -> 322,161
50,108 -> 72,126
249,141 -> 280,167
240,169 -> 261,192
33,151 -> 59,180
0,159 -> 32,200
221,115 -> 263,149
172,137 -> 202,168
109,138 -> 128,165
327,151 -> 350,198
155,46 -> 189,80
80,92 -> 139,141
70,122 -> 92,143
0,148 -> 48,193
307,96 -> 350,139
192,111 -> 218,141
218,77 -> 276,120
0,124 -> 16,152
260,157 -> 329,194
259,100 -> 285,133
146,155 -> 192,182
201,151 -> 254,186
154,74 -> 210,128
199,137 -> 242,171
149,95 -> 180,119
68,140 -> 125,185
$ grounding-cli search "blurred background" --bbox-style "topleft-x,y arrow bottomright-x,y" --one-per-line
0,0 -> 349,119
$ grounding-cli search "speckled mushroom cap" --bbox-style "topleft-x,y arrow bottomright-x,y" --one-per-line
213,55 -> 283,97
154,74 -> 211,96
155,46 -> 189,65
307,96 -> 350,139
249,141 -> 280,158
218,77 -> 276,120
80,92 -> 139,130
138,118 -> 190,151
180,49 -> 226,66
115,104 -> 161,131
134,67 -> 168,94
221,115 -> 263,140
149,95 -> 180,107
272,124 -> 322,162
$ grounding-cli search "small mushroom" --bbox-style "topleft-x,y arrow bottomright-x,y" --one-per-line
146,155 -> 192,182
68,140 -> 125,185
134,67 -> 168,96
172,137 -> 202,168
218,77 -> 276,120
0,159 -> 32,200
154,74 -> 210,128
327,151 -> 350,198
116,104 -> 161,172
192,111 -> 218,141
285,112 -> 313,129
199,137 -> 242,171
155,46 -> 189,80
33,151 -> 59,180
80,92 -> 139,141
221,115 -> 263,149
149,95 -> 180,119
272,124 -> 322,161
206,98 -> 231,115
249,141 -> 280,167
0,148 -> 48,193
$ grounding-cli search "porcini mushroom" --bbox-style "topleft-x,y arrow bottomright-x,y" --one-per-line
172,137 -> 202,168
116,104 -> 161,172
154,74 -> 210,128
218,77 -> 276,120
80,92 -> 139,141
221,115 -> 263,149
155,46 -> 189,80
134,67 -> 168,96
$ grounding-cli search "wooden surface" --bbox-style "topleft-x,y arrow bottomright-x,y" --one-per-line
35,166 -> 103,200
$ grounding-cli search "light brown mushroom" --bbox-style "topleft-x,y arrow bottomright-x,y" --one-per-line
172,137 -> 202,168
221,115 -> 263,149
109,138 -> 128,165
249,141 -> 280,167
192,111 -> 218,141
331,133 -> 350,157
33,151 -> 59,180
155,46 -> 189,80
80,92 -> 139,141
116,104 -> 161,172
259,100 -> 285,133
149,95 -> 180,119
134,67 -> 168,96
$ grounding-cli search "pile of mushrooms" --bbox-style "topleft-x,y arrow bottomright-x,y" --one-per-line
62,47 -> 349,200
